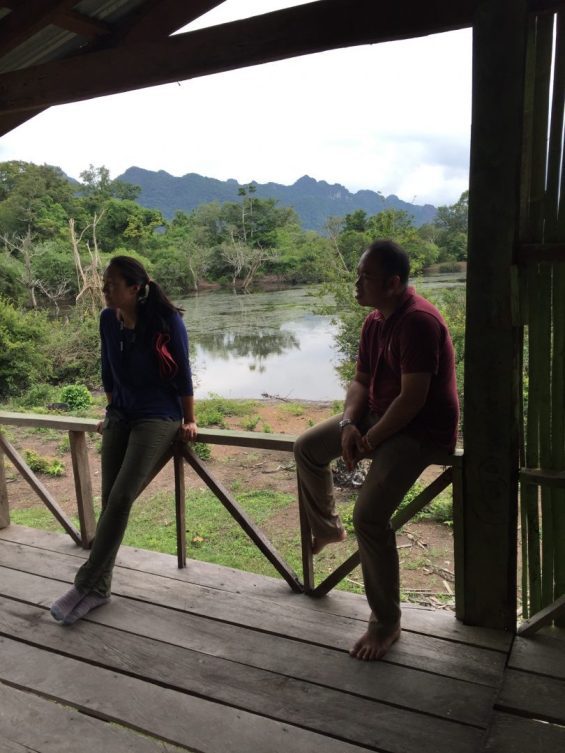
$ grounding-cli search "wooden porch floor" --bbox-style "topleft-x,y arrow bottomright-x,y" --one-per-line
0,526 -> 563,753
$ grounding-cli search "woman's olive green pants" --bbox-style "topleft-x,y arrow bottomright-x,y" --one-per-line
74,412 -> 180,597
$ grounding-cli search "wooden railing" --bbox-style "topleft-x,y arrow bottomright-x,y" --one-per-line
0,410 -> 463,602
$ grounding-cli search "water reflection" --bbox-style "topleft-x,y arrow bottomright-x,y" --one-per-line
179,286 -> 340,399
197,329 -> 300,366
178,275 -> 465,401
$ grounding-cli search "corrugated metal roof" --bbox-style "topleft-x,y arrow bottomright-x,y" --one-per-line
75,0 -> 148,25
0,0 -> 148,75
0,25 -> 83,74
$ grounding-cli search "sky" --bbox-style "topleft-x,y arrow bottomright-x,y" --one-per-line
0,0 -> 473,208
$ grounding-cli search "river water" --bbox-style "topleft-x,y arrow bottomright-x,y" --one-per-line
180,274 -> 465,401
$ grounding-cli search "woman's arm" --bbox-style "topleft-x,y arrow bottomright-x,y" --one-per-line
179,395 -> 197,441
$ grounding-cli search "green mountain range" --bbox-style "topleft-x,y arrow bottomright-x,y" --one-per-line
117,167 -> 437,232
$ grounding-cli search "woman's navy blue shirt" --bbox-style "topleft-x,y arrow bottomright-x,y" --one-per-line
100,308 -> 194,420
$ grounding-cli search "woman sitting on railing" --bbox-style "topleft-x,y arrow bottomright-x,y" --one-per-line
50,255 -> 197,625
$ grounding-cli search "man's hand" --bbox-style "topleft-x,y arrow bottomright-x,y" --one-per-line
341,424 -> 365,471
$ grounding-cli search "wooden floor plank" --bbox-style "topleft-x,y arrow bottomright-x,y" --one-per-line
0,601 -> 487,753
0,637 -> 371,753
483,712 -> 565,753
497,668 -> 565,725
0,525 -> 511,651
0,636 -> 481,753
0,681 -> 186,753
508,632 -> 565,679
0,589 -> 496,728
0,543 -> 507,686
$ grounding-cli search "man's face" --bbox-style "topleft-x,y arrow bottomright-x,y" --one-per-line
355,251 -> 392,309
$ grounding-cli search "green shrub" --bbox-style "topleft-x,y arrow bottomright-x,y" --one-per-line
330,400 -> 344,415
279,402 -> 304,417
0,297 -> 53,398
242,415 -> 260,431
16,383 -> 57,409
397,481 -> 453,525
46,311 -> 101,388
60,383 -> 93,411
195,395 -> 257,428
195,405 -> 227,428
438,262 -> 463,274
192,442 -> 212,460
24,449 -> 65,476
57,434 -> 71,455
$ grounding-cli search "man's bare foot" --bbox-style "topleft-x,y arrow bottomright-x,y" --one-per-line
349,622 -> 401,661
311,529 -> 347,555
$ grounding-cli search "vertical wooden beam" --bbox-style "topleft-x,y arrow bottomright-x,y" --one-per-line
462,0 -> 528,629
297,477 -> 314,593
452,464 -> 465,620
173,445 -> 187,569
0,439 -> 9,529
549,11 -> 565,626
68,431 -> 96,548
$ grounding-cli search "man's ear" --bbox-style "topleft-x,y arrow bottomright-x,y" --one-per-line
387,274 -> 401,293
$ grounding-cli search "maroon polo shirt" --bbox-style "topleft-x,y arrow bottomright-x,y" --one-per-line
356,287 -> 459,452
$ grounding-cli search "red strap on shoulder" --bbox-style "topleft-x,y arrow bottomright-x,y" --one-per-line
154,333 -> 179,379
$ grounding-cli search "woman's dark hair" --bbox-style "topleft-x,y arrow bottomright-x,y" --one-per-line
365,239 -> 410,285
107,255 -> 183,338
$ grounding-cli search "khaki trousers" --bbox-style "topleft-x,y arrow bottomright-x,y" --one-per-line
294,414 -> 439,626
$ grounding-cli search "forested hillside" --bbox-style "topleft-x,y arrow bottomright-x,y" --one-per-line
118,167 -> 438,232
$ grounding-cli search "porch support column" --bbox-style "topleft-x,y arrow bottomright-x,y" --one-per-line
0,442 -> 8,529
461,0 -> 528,629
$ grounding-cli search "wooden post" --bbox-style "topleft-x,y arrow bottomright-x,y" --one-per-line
461,0 -> 528,629
297,477 -> 314,593
173,444 -> 187,569
69,431 -> 96,548
0,438 -> 9,529
452,464 -> 465,621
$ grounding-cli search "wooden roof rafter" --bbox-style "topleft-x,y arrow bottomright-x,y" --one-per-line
0,0 -> 479,118
0,0 -> 564,139
0,0 -> 225,134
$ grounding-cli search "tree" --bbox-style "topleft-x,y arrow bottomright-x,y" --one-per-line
1,229 -> 41,308
96,199 -> 164,252
0,297 -> 52,396
221,240 -> 247,287
78,164 -> 140,215
343,209 -> 369,233
0,161 -> 76,239
434,191 -> 469,261
68,214 -> 105,313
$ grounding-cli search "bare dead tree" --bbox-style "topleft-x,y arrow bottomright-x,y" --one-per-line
1,229 -> 41,307
221,233 -> 247,287
35,279 -> 70,314
324,216 -> 349,272
242,245 -> 278,290
68,210 -> 106,312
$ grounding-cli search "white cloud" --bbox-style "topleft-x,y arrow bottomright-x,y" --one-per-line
0,1 -> 472,207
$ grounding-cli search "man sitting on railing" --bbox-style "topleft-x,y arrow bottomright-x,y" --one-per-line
294,240 -> 459,660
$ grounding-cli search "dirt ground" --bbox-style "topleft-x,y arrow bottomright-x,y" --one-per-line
2,400 -> 456,609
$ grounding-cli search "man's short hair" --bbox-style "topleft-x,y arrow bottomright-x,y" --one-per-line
366,240 -> 410,285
